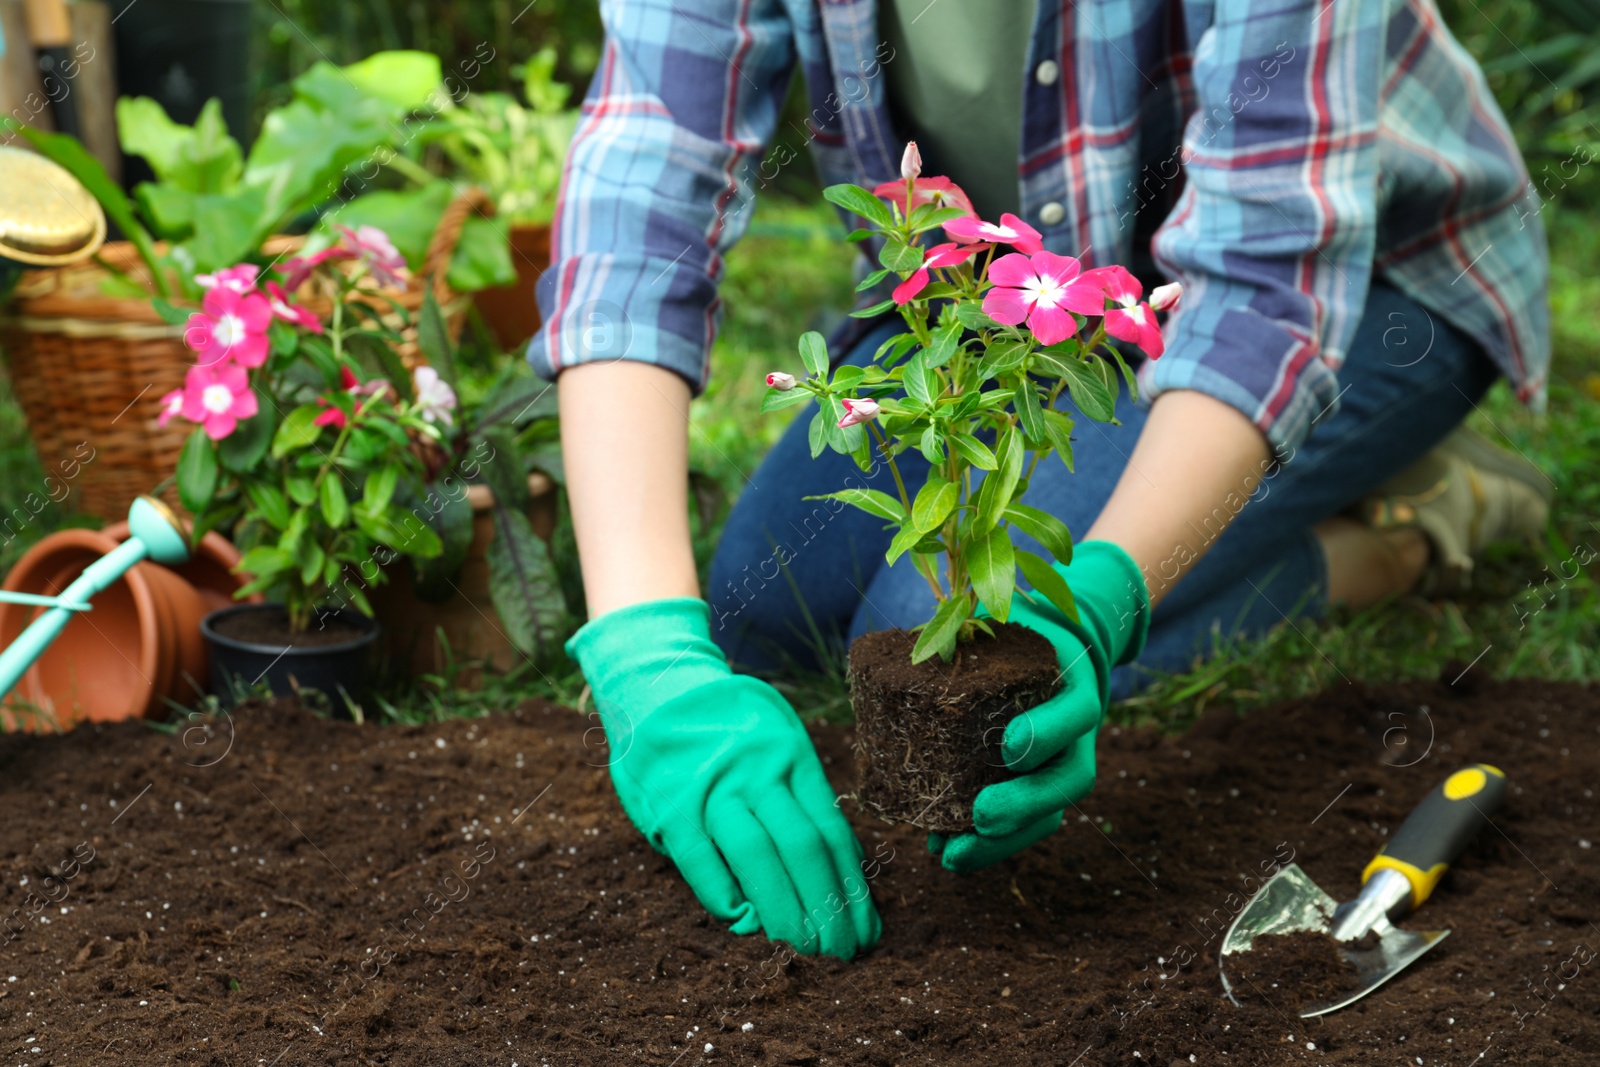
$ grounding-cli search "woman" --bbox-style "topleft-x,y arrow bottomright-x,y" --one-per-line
529,0 -> 1551,961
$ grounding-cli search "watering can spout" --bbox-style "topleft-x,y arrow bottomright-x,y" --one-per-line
0,496 -> 190,704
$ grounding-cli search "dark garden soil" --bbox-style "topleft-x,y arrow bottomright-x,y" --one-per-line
851,624 -> 1061,832
0,668 -> 1596,1065
1221,932 -> 1361,1015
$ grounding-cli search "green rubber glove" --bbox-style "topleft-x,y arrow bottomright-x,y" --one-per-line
929,540 -> 1150,872
567,597 -> 881,958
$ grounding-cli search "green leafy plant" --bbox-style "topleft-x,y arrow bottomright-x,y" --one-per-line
762,147 -> 1178,663
419,47 -> 580,225
2,50 -> 505,296
161,230 -> 447,632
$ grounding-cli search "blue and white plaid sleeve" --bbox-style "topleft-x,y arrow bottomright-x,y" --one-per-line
527,0 -> 797,393
1144,0 -> 1387,458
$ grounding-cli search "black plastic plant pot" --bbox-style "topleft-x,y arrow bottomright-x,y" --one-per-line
200,603 -> 380,717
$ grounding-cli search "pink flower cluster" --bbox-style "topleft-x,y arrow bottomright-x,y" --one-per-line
160,226 -> 411,442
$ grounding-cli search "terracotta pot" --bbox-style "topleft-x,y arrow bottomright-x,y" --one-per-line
471,222 -> 551,350
0,529 -> 210,730
101,520 -> 263,614
372,472 -> 558,684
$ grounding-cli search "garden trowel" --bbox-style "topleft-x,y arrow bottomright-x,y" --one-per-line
1219,763 -> 1507,1018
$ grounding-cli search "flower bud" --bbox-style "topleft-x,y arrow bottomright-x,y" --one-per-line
765,372 -> 796,391
1149,281 -> 1182,312
900,141 -> 922,181
837,398 -> 880,428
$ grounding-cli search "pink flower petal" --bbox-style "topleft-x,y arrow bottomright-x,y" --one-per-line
942,215 -> 991,244
313,406 -> 346,429
1106,306 -> 1164,358
995,214 -> 1044,254
892,268 -> 930,305
1029,251 -> 1082,287
1027,304 -> 1078,346
1080,265 -> 1141,307
982,286 -> 1030,326
1060,279 -> 1111,317
986,252 -> 1037,288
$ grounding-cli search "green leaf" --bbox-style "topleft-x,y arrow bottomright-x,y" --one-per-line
363,466 -> 400,514
949,434 -> 998,471
912,474 -> 958,535
855,268 -> 891,292
885,523 -> 923,565
966,526 -> 1016,623
805,488 -> 906,523
879,238 -> 924,273
821,183 -> 894,229
1041,409 -> 1076,472
299,542 -> 326,587
902,351 -> 936,406
187,186 -> 270,272
117,96 -> 242,193
417,288 -> 458,392
918,425 -> 946,465
244,481 -> 291,529
339,50 -> 444,111
477,370 -> 556,427
1003,502 -> 1074,565
954,303 -> 999,331
238,546 -> 292,581
974,430 -> 1025,533
807,407 -> 829,459
911,593 -> 970,664
487,507 -> 567,656
1015,378 -> 1046,443
149,297 -> 194,327
1036,349 -> 1118,423
923,319 -> 964,370
976,339 -> 1030,380
447,214 -> 517,292
218,400 -> 274,473
321,476 -> 350,528
272,405 -> 324,458
343,332 -> 415,403
279,507 -> 310,555
798,331 -> 829,378
176,429 -> 218,513
760,386 -> 812,413
850,299 -> 897,319
1017,548 -> 1080,624
286,475 -> 317,506
408,482 -> 475,600
908,205 -> 969,232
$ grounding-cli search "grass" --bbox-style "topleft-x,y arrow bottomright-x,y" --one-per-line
2,193 -> 1597,728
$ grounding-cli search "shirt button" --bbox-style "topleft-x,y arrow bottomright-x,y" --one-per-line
1035,60 -> 1060,86
1039,201 -> 1066,226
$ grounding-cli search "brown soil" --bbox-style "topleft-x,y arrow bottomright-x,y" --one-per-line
850,624 -> 1061,831
1223,931 -> 1362,1013
210,605 -> 370,648
0,671 -> 1596,1065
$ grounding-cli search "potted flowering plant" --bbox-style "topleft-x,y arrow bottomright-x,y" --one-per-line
159,225 -> 449,710
762,144 -> 1178,830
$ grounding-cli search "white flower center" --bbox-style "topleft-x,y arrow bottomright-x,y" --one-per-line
988,224 -> 1018,240
201,384 -> 234,414
1125,304 -> 1147,323
213,314 -> 245,348
1024,277 -> 1065,309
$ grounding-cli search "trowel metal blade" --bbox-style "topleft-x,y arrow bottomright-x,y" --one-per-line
1218,863 -> 1451,1018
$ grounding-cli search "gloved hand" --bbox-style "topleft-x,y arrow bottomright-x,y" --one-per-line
929,540 -> 1150,872
567,597 -> 881,958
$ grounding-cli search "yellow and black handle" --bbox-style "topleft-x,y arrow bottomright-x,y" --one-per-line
1361,763 -> 1507,912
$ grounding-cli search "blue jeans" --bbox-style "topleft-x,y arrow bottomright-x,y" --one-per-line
708,283 -> 1500,699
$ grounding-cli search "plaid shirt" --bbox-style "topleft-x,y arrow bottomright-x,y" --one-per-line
529,0 -> 1548,456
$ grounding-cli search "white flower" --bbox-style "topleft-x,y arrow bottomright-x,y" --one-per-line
412,365 -> 457,426
765,372 -> 796,391
900,141 -> 922,181
1149,281 -> 1182,312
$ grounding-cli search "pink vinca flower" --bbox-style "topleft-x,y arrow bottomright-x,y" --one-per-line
765,372 -> 796,391
313,366 -> 391,429
265,281 -> 325,334
1082,266 -> 1166,358
982,252 -> 1106,346
336,224 -> 410,288
180,363 -> 257,440
892,241 -> 991,305
157,389 -> 184,427
900,141 -> 922,181
872,176 -> 976,219
1149,281 -> 1182,313
837,397 -> 879,429
185,287 -> 272,368
944,212 -> 1044,254
195,263 -> 260,294
279,248 -> 346,291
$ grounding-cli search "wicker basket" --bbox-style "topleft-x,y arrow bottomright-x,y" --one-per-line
0,189 -> 488,522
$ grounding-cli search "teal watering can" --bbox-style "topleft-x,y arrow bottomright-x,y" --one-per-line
0,496 -> 190,702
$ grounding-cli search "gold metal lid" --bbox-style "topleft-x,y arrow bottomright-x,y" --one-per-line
0,145 -> 107,266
